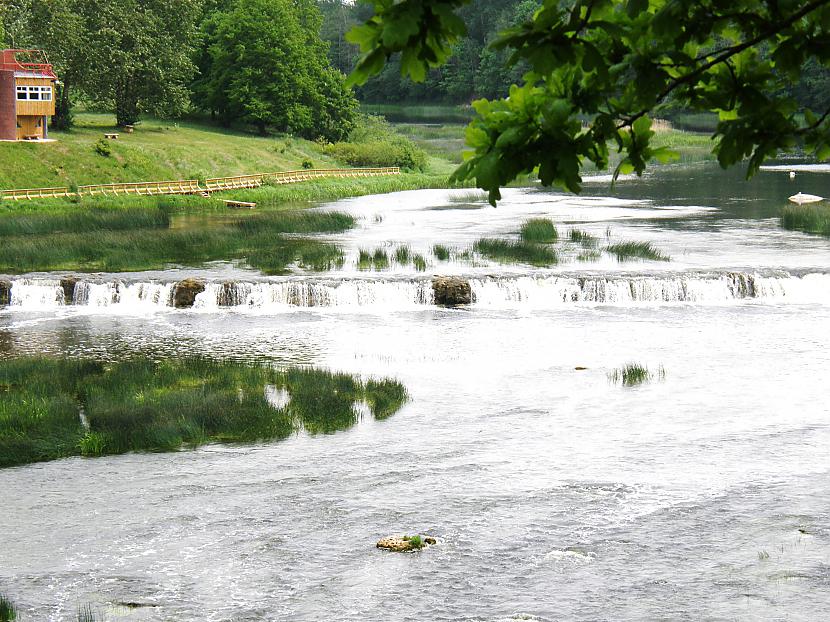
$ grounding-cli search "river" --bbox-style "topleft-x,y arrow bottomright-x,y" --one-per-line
1,161 -> 829,621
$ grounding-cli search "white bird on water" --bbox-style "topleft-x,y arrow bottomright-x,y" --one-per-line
789,171 -> 796,179
788,191 -> 823,205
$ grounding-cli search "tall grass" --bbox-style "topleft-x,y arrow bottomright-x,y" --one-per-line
0,595 -> 17,622
781,204 -> 830,236
0,209 -> 354,274
474,238 -> 558,266
608,363 -> 666,386
0,208 -> 169,236
0,357 -> 409,468
520,218 -> 558,243
606,241 -> 670,261
394,245 -> 412,264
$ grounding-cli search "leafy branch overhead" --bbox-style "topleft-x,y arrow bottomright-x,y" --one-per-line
349,0 -> 830,204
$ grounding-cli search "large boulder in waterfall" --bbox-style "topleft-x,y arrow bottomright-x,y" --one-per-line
377,535 -> 437,552
0,279 -> 10,306
60,276 -> 79,305
432,276 -> 472,307
173,279 -> 206,308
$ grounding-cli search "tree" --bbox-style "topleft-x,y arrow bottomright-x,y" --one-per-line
348,0 -> 830,203
83,0 -> 202,126
24,0 -> 87,130
195,0 -> 357,140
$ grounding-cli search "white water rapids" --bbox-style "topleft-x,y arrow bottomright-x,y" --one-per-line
5,270 -> 830,312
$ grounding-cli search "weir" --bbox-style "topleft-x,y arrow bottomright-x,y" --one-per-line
3,271 -> 829,311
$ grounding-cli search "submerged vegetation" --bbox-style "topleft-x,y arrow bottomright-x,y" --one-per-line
781,203 -> 830,236
608,363 -> 666,387
0,357 -> 408,468
520,218 -> 558,243
606,241 -> 670,262
474,238 -> 558,267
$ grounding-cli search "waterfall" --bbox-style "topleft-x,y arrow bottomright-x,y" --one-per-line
3,271 -> 829,312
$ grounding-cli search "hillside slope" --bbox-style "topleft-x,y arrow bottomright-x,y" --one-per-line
0,114 -> 344,189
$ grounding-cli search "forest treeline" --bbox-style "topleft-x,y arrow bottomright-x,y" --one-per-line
1,0 -> 829,138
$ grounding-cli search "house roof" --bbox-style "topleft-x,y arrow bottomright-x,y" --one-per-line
0,49 -> 57,80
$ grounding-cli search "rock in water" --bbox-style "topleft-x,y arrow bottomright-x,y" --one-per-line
432,276 -> 472,306
60,276 -> 79,305
173,279 -> 206,308
377,535 -> 437,552
0,279 -> 10,306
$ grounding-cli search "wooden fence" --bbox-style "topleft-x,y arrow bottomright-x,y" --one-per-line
77,179 -> 203,197
1,167 -> 401,201
1,187 -> 72,200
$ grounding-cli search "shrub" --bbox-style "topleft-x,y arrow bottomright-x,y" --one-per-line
301,159 -> 314,170
93,139 -> 112,157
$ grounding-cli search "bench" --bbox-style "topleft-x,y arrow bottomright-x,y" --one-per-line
103,133 -> 119,140
123,125 -> 135,134
22,135 -> 39,141
222,199 -> 257,209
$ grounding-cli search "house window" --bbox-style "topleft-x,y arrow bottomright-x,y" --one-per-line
14,86 -> 53,101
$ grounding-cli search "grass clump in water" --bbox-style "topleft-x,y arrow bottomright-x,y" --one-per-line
577,250 -> 601,262
0,595 -> 17,622
568,228 -> 598,248
606,241 -> 670,262
364,379 -> 409,420
474,238 -> 558,267
608,363 -> 666,387
520,218 -> 558,243
394,245 -> 411,264
412,254 -> 427,271
432,244 -> 451,261
781,204 -> 830,236
0,357 -> 409,468
449,190 -> 487,203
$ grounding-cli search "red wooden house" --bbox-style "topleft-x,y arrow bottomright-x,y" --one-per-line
0,49 -> 58,141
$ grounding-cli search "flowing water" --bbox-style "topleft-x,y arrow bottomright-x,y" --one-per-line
2,161 -> 830,621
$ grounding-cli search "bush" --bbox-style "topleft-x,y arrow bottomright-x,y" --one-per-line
301,159 -> 314,170
94,139 -> 112,157
324,114 -> 427,171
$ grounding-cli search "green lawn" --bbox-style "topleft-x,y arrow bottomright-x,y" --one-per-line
0,113 -> 351,189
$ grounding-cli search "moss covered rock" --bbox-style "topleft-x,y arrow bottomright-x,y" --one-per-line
0,279 -> 10,307
377,535 -> 437,552
432,276 -> 472,307
173,279 -> 206,308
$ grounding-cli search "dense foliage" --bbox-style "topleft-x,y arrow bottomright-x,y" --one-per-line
5,0 -> 201,127
193,0 -> 357,140
348,0 -> 830,202
319,0 -> 540,102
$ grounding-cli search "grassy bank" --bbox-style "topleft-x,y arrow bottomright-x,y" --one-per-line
0,208 -> 356,274
0,356 -> 408,468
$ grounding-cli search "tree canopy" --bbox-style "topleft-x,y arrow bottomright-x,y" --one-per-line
194,0 -> 357,140
348,0 -> 830,203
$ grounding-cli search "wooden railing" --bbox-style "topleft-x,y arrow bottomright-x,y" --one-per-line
1,187 -> 72,200
1,167 -> 401,201
77,179 -> 202,197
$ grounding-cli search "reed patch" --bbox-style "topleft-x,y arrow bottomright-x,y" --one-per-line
474,238 -> 559,266
781,203 -> 830,236
0,357 -> 408,468
520,218 -> 558,243
607,363 -> 666,387
606,241 -> 670,262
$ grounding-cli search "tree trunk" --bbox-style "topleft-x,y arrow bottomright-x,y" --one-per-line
115,80 -> 140,127
52,81 -> 74,131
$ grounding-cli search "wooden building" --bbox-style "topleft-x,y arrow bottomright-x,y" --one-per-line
0,49 -> 58,141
